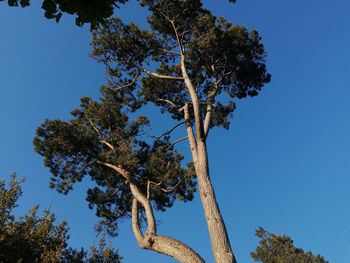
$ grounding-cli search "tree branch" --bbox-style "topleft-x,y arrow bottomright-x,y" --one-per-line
107,57 -> 183,81
169,19 -> 184,55
88,119 -> 103,140
98,161 -> 204,262
170,18 -> 205,141
156,48 -> 181,56
101,140 -> 117,153
155,98 -> 179,109
115,70 -> 140,91
89,119 -> 120,153
184,103 -> 199,168
131,198 -> 205,263
137,65 -> 183,80
155,121 -> 185,140
165,136 -> 188,152
204,71 -> 221,137
97,161 -> 156,235
204,102 -> 212,138
149,175 -> 186,193
132,198 -> 146,244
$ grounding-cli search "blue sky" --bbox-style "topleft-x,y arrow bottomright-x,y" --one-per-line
1,0 -> 350,262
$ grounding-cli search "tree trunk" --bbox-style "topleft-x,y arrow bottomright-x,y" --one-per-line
181,58 -> 237,263
196,140 -> 237,263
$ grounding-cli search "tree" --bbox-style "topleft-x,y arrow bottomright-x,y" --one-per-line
34,0 -> 270,262
0,174 -> 121,263
251,227 -> 328,263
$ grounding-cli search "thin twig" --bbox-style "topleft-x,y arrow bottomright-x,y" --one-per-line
89,119 -> 103,140
149,176 -> 186,193
115,70 -> 140,91
155,121 -> 185,141
156,48 -> 181,56
165,136 -> 188,152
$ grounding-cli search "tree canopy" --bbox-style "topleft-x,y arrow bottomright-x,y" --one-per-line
251,227 -> 328,263
91,0 -> 270,127
0,174 -> 121,263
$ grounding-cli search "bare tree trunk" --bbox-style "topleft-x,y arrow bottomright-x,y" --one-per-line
196,140 -> 236,263
181,58 -> 237,263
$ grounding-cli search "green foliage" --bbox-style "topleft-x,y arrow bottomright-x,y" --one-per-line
88,238 -> 122,263
62,238 -> 121,263
1,0 -> 128,27
34,86 -> 196,235
0,174 -> 68,262
0,174 -> 121,262
251,227 -> 328,263
92,0 -> 270,129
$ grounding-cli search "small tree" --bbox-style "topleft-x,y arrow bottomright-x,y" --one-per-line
251,227 -> 328,263
0,174 -> 121,263
34,0 -> 270,262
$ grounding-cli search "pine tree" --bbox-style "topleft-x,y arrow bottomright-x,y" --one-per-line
34,1 -> 270,262
251,227 -> 328,263
0,174 -> 121,263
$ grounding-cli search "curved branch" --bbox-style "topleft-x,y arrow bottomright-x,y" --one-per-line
99,161 -> 204,262
156,121 -> 185,140
156,98 -> 179,109
132,199 -> 205,263
165,136 -> 188,152
97,161 -> 156,235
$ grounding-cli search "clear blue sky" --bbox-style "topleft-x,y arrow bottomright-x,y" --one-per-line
1,1 -> 350,262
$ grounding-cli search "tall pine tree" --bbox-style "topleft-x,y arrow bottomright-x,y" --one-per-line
34,1 -> 270,262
